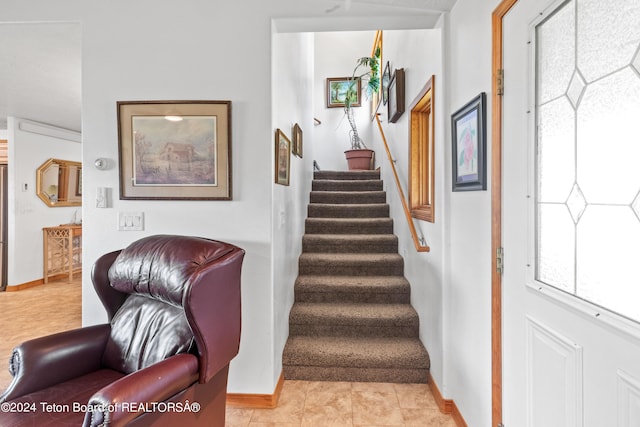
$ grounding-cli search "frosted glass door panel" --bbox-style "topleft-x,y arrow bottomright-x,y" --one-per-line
535,0 -> 640,323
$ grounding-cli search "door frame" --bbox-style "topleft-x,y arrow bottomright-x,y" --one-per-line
491,1 -> 519,426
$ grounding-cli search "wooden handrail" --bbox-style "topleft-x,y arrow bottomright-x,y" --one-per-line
374,114 -> 430,252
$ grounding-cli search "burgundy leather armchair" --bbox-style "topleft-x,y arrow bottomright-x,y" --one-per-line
0,235 -> 245,427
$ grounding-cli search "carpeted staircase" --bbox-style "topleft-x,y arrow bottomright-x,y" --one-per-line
282,169 -> 430,383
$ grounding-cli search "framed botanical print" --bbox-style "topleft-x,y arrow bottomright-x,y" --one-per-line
451,92 -> 487,191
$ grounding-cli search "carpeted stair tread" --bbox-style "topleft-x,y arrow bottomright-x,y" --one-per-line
310,191 -> 386,204
314,170 -> 380,181
302,234 -> 398,253
295,275 -> 410,292
284,169 -> 429,384
283,336 -> 430,370
290,303 -> 419,327
307,203 -> 390,218
312,179 -> 383,192
299,253 -> 404,276
294,275 -> 410,304
305,218 -> 393,235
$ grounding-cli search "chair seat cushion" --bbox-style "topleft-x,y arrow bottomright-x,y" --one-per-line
0,369 -> 124,427
102,294 -> 194,374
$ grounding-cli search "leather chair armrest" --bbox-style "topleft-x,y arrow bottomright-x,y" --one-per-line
1,324 -> 111,402
83,353 -> 199,427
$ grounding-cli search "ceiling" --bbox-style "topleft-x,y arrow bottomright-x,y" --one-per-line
0,22 -> 81,133
0,1 -> 456,135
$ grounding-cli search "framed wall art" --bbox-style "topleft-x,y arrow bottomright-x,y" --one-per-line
117,100 -> 232,200
388,68 -> 405,123
292,123 -> 303,158
326,77 -> 361,108
382,61 -> 391,106
451,92 -> 486,191
370,30 -> 383,120
275,128 -> 291,186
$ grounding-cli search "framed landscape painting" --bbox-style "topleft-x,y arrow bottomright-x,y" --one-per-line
326,77 -> 361,108
117,100 -> 232,200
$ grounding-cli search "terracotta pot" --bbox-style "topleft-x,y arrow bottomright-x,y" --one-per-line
344,149 -> 374,170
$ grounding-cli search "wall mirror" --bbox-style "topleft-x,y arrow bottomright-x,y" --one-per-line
36,158 -> 82,207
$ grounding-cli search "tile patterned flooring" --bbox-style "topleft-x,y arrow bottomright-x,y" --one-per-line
227,380 -> 456,426
0,278 -> 455,426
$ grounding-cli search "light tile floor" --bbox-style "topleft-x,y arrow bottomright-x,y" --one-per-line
1,278 -> 455,426
226,380 -> 456,427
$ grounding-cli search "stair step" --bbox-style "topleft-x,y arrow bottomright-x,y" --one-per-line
302,234 -> 398,253
289,303 -> 419,337
312,179 -> 383,192
310,191 -> 386,204
305,218 -> 393,235
314,170 -> 380,181
307,203 -> 389,218
284,169 -> 430,385
298,253 -> 404,276
295,275 -> 410,304
283,336 -> 429,383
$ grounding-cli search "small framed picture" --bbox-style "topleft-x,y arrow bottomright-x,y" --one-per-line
275,128 -> 291,186
292,123 -> 303,158
388,68 -> 405,123
451,92 -> 487,191
382,61 -> 391,106
326,77 -> 361,108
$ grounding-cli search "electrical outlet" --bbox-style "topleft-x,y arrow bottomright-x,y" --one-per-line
118,212 -> 144,231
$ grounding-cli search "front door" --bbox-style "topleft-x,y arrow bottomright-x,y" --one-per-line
502,0 -> 640,425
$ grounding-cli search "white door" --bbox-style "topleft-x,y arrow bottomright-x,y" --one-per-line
502,0 -> 640,426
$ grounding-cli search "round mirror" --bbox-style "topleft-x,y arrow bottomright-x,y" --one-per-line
36,158 -> 82,207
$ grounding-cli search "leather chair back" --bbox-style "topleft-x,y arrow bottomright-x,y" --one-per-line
91,235 -> 245,383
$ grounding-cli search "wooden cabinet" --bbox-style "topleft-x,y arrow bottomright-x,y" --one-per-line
43,224 -> 82,283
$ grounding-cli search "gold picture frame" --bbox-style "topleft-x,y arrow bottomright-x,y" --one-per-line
292,123 -> 303,158
275,128 -> 291,186
117,100 -> 232,200
326,77 -> 361,108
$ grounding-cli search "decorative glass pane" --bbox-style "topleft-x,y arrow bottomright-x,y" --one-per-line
537,203 -> 575,292
535,0 -> 640,325
536,0 -> 575,105
577,68 -> 640,204
566,70 -> 586,109
576,206 -> 640,322
537,97 -> 575,203
566,184 -> 586,224
577,0 -> 640,82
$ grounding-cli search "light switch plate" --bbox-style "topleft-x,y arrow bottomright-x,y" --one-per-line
118,212 -> 144,231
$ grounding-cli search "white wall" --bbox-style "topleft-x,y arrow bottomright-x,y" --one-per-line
443,1 -> 499,425
271,31 -> 315,387
367,25 -> 447,391
7,117 -> 82,286
314,31 -> 377,171
80,2 -> 279,394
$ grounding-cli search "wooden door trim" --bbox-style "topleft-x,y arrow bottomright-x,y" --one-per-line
491,1 -> 519,426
